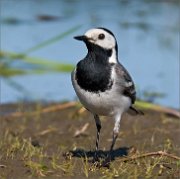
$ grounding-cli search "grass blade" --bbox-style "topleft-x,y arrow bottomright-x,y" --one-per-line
1,51 -> 75,77
24,25 -> 82,54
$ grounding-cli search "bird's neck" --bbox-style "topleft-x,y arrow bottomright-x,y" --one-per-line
86,43 -> 118,64
108,48 -> 118,63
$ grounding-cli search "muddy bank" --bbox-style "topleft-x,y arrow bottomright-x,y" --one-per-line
0,102 -> 180,178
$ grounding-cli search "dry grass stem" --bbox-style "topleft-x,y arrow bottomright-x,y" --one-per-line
119,151 -> 180,162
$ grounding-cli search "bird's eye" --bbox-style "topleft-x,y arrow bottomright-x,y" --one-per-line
98,33 -> 105,40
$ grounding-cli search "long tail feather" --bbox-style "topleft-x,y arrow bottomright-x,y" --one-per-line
128,106 -> 144,116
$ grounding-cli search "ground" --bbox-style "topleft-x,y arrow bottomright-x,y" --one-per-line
0,102 -> 180,179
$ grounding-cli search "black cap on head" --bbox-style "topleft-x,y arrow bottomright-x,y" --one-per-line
97,27 -> 115,38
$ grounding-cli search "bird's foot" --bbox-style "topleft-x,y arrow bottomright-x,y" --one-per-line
88,156 -> 100,169
101,156 -> 112,168
91,153 -> 100,163
89,156 -> 112,168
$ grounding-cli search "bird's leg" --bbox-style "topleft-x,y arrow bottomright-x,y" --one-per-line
109,131 -> 118,154
103,114 -> 121,167
93,114 -> 101,161
102,132 -> 118,167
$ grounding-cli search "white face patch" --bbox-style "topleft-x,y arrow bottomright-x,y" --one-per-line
85,28 -> 116,50
108,48 -> 117,63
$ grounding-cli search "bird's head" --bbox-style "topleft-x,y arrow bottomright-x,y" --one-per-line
74,27 -> 118,52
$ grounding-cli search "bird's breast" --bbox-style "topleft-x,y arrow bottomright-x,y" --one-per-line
72,70 -> 131,116
75,58 -> 113,93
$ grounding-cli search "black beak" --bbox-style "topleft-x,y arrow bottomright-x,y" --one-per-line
74,35 -> 88,41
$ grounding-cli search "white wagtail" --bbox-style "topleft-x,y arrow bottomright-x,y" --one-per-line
71,27 -> 142,162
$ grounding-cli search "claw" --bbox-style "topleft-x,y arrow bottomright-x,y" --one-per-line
92,152 -> 100,163
101,156 -> 112,168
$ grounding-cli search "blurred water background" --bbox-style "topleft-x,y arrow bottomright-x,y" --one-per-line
0,0 -> 179,109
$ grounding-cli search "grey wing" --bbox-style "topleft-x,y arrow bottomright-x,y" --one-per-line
114,63 -> 136,104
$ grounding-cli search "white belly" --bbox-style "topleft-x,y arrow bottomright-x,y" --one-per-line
72,71 -> 131,116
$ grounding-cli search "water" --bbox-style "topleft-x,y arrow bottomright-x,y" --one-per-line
0,0 -> 179,108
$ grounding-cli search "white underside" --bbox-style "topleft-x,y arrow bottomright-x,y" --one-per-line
72,68 -> 131,118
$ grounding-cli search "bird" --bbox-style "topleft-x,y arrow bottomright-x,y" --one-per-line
71,27 -> 142,164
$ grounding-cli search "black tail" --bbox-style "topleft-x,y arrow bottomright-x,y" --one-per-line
128,106 -> 144,116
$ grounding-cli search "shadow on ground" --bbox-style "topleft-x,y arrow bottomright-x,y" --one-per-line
70,147 -> 129,160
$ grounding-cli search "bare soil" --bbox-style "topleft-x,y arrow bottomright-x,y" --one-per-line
0,102 -> 180,179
